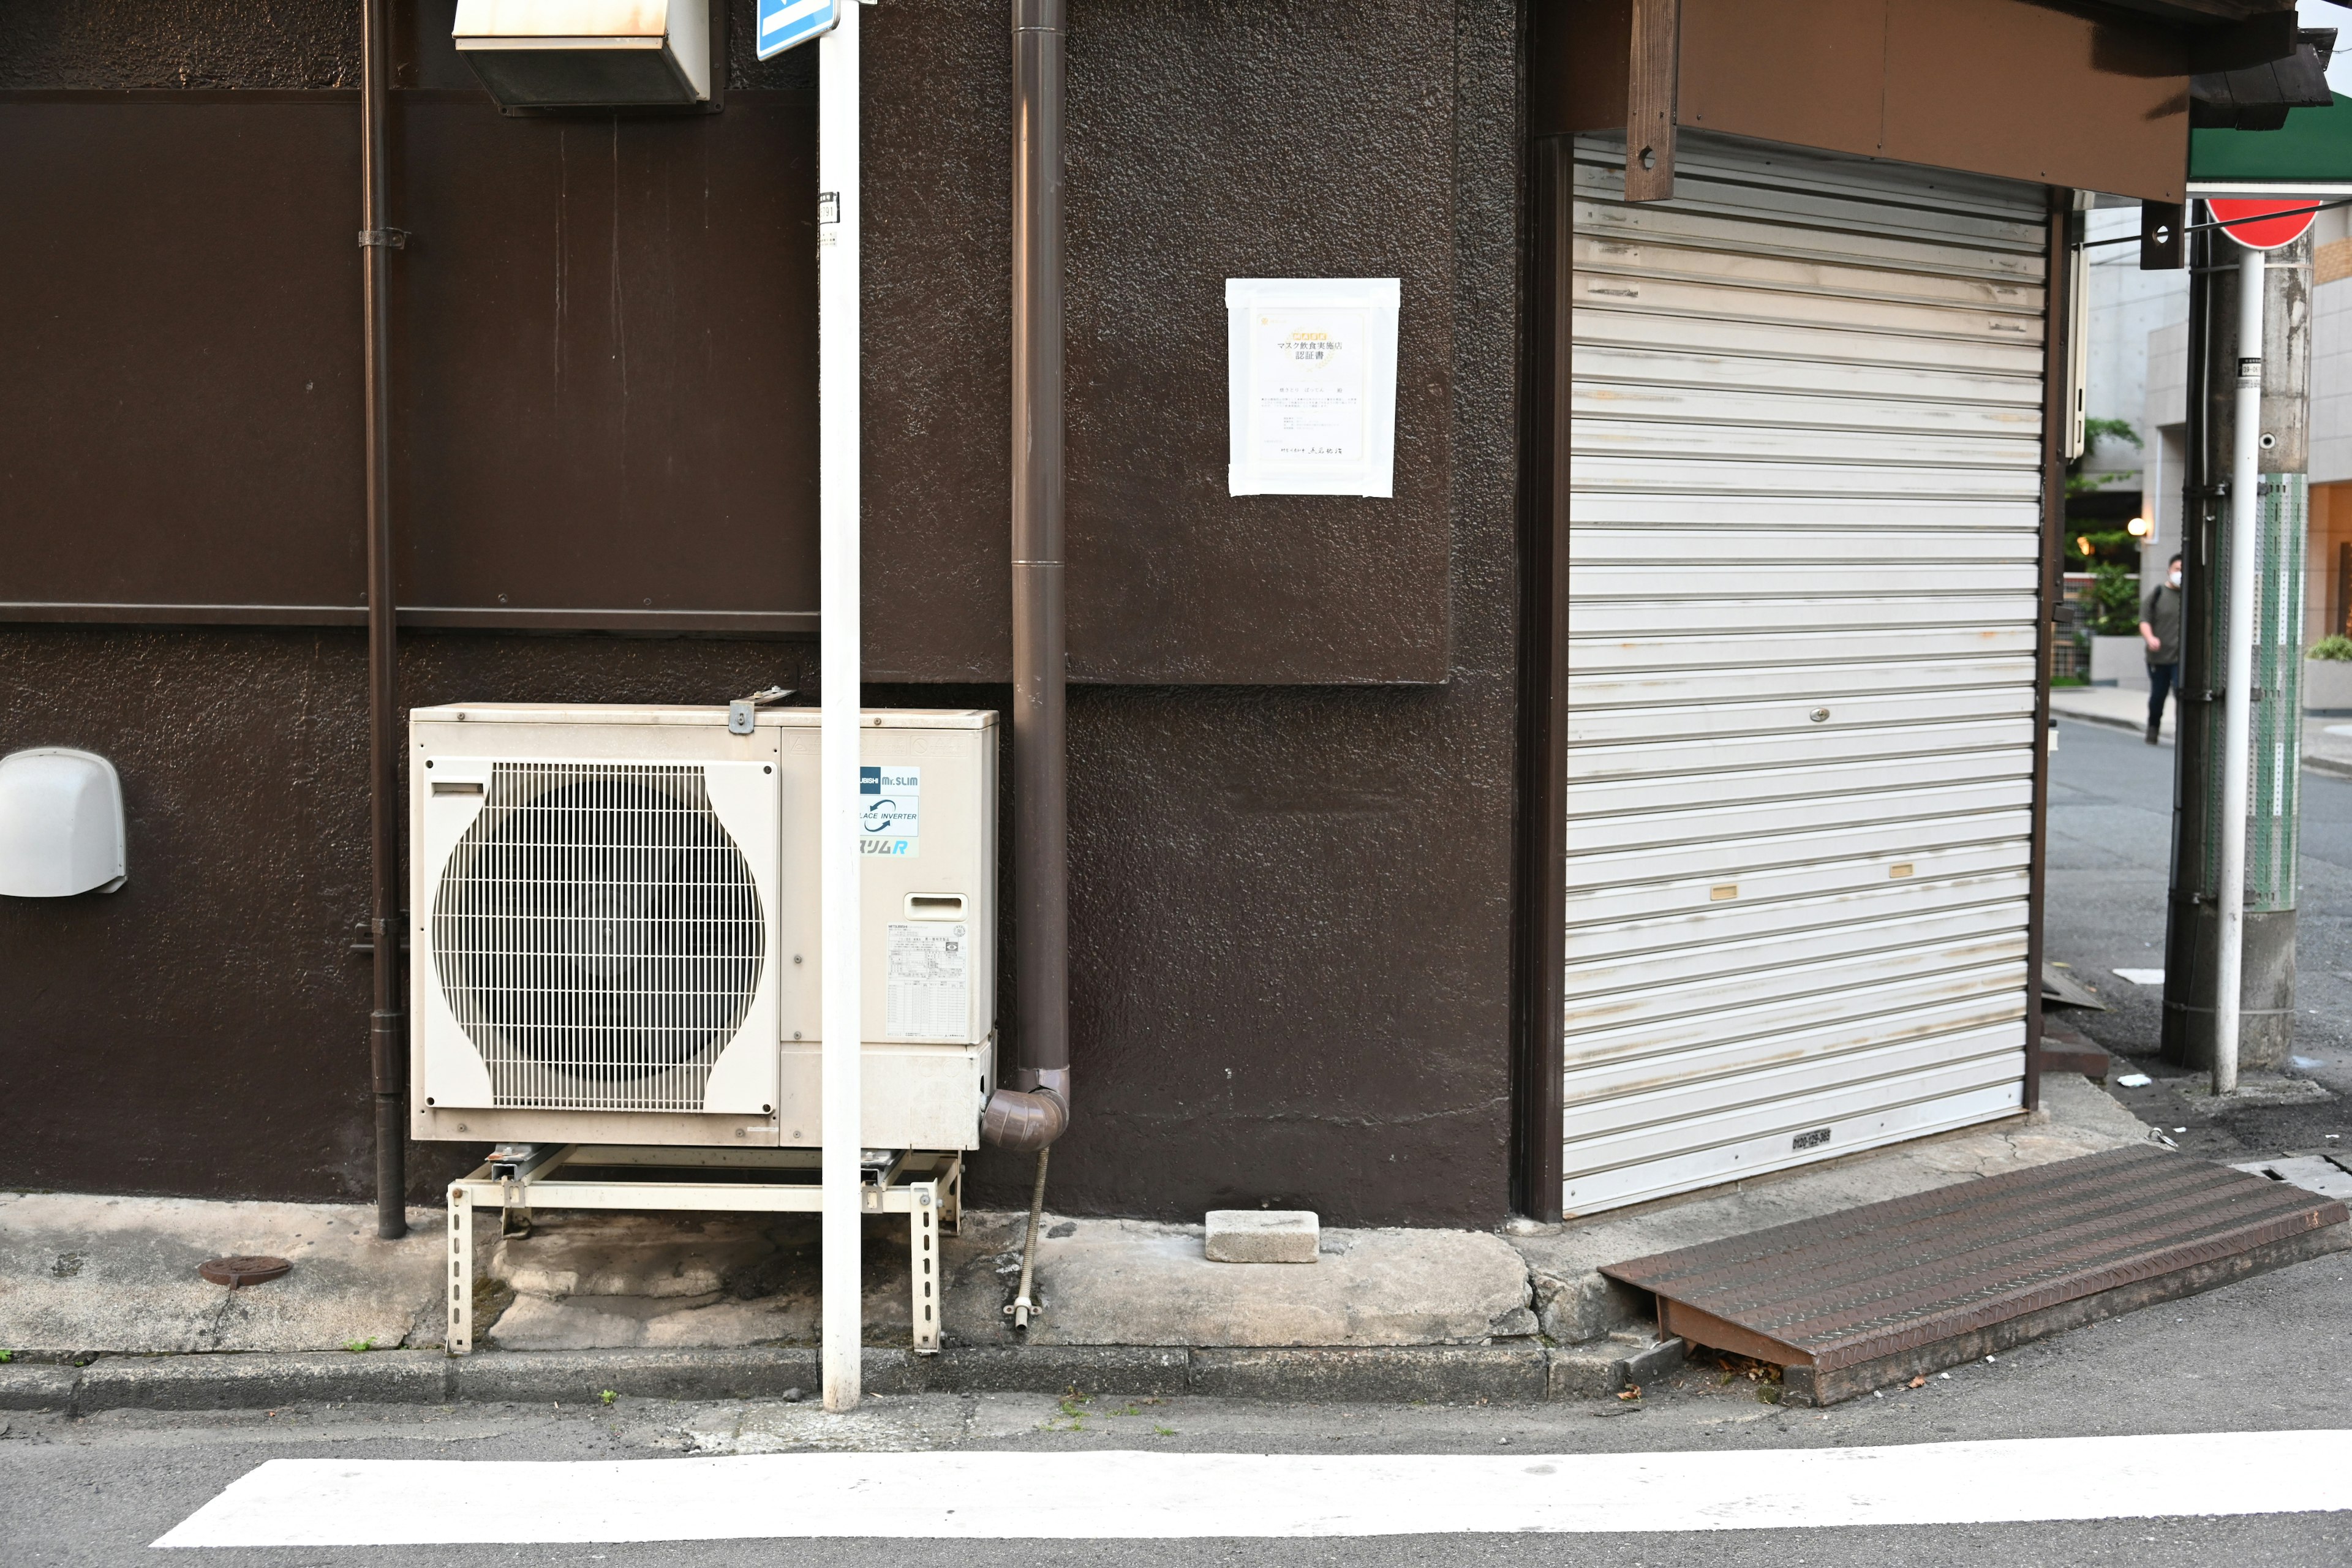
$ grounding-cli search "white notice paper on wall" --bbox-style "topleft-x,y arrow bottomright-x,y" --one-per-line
1226,277 -> 1400,498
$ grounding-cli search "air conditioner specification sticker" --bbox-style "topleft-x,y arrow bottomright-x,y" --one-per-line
861,764 -> 919,857
886,922 -> 968,1039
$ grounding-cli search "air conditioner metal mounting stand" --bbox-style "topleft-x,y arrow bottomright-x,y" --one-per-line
445,1144 -> 962,1355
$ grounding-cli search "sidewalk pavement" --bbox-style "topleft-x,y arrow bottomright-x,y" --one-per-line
2050,684 -> 2352,777
0,1076 -> 2157,1411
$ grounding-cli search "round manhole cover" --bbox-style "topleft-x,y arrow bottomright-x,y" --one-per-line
198,1255 -> 292,1287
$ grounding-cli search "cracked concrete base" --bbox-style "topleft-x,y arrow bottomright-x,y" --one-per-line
0,1193 -> 445,1355
484,1210 -> 1533,1351
1507,1074 -> 2157,1344
983,1220 -> 1537,1347
2,1074 -> 2150,1365
483,1215 -> 917,1351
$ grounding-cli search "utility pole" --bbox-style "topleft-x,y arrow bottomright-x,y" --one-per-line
816,0 -> 865,1414
2163,218 -> 2312,1077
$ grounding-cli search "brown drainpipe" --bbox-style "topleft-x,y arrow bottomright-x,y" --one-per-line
361,0 -> 409,1240
980,0 -> 1069,1153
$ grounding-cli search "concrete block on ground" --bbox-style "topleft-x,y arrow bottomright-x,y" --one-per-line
2039,1022 -> 2112,1080
1011,1220 -> 1536,1347
1544,1333 -> 1682,1400
1189,1346 -> 1547,1403
0,1363 -> 78,1410
1618,1334 -> 1686,1388
1205,1210 -> 1319,1264
75,1349 -> 447,1412
0,1193 -> 445,1355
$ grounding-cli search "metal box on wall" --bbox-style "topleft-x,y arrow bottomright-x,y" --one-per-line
454,1 -> 713,107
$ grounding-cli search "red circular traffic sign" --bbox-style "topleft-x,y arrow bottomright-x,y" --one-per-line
2209,197 -> 2317,251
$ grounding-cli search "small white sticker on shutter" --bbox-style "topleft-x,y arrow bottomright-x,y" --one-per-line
886,921 -> 969,1039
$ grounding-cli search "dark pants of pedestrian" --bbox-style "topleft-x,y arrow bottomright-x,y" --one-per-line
2147,661 -> 2177,735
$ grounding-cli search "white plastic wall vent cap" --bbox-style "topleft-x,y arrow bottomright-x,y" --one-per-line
453,0 -> 712,107
0,748 -> 127,897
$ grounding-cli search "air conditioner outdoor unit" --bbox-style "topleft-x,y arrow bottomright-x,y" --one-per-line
409,703 -> 995,1152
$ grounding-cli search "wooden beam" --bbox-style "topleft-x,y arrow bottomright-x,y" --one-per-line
1626,0 -> 1681,202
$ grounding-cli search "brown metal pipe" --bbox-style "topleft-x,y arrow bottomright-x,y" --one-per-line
361,0 -> 407,1240
984,0 -> 1071,1152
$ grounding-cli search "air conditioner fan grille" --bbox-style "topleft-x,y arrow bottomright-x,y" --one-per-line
430,761 -> 764,1112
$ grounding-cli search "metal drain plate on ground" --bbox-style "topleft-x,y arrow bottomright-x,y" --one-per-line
1602,1147 -> 2350,1405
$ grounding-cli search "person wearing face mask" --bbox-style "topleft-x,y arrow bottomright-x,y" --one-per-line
2139,553 -> 2184,745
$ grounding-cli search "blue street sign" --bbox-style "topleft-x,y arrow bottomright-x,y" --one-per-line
757,0 -> 840,59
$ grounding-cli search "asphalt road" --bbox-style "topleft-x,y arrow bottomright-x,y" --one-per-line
6,717 -> 2348,1567
2045,719 -> 2352,1159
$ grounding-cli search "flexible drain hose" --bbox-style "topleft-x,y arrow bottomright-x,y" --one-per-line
1008,1147 -> 1050,1332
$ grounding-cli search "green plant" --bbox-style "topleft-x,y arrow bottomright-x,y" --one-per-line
2064,526 -> 2141,570
2313,635 -> 2352,661
2084,417 -> 2142,451
342,1338 -> 375,1354
2089,564 -> 2143,636
2065,418 -> 2144,500
1041,1389 -> 1095,1433
0,1349 -> 14,1363
600,1389 -> 619,1406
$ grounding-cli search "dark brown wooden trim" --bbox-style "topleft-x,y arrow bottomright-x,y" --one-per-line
0,603 -> 370,626
1511,136 -> 1574,1222
397,608 -> 819,635
0,603 -> 820,636
2024,189 -> 2076,1112
1624,0 -> 1680,202
0,87 -> 818,105
0,89 -> 358,104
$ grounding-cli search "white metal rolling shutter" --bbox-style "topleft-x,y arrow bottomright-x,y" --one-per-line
1562,134 -> 2046,1215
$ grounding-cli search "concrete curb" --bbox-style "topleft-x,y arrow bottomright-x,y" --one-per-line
2054,706 -> 2352,778
2302,753 -> 2352,781
0,1339 -> 1680,1414
2051,706 -> 2160,740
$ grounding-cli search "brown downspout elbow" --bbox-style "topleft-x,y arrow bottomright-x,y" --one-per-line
984,0 -> 1071,1155
361,0 -> 408,1240
981,1073 -> 1067,1151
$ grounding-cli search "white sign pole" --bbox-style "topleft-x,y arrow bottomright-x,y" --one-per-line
2215,239 -> 2263,1099
816,0 -> 864,1412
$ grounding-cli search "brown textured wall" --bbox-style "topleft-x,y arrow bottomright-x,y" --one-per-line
863,0 -> 1460,684
0,0 -> 1523,1226
0,627 -> 818,1200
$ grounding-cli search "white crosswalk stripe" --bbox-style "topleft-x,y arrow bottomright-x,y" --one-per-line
154,1429 -> 2352,1545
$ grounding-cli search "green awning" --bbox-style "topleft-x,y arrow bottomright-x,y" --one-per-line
2192,92 -> 2352,190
